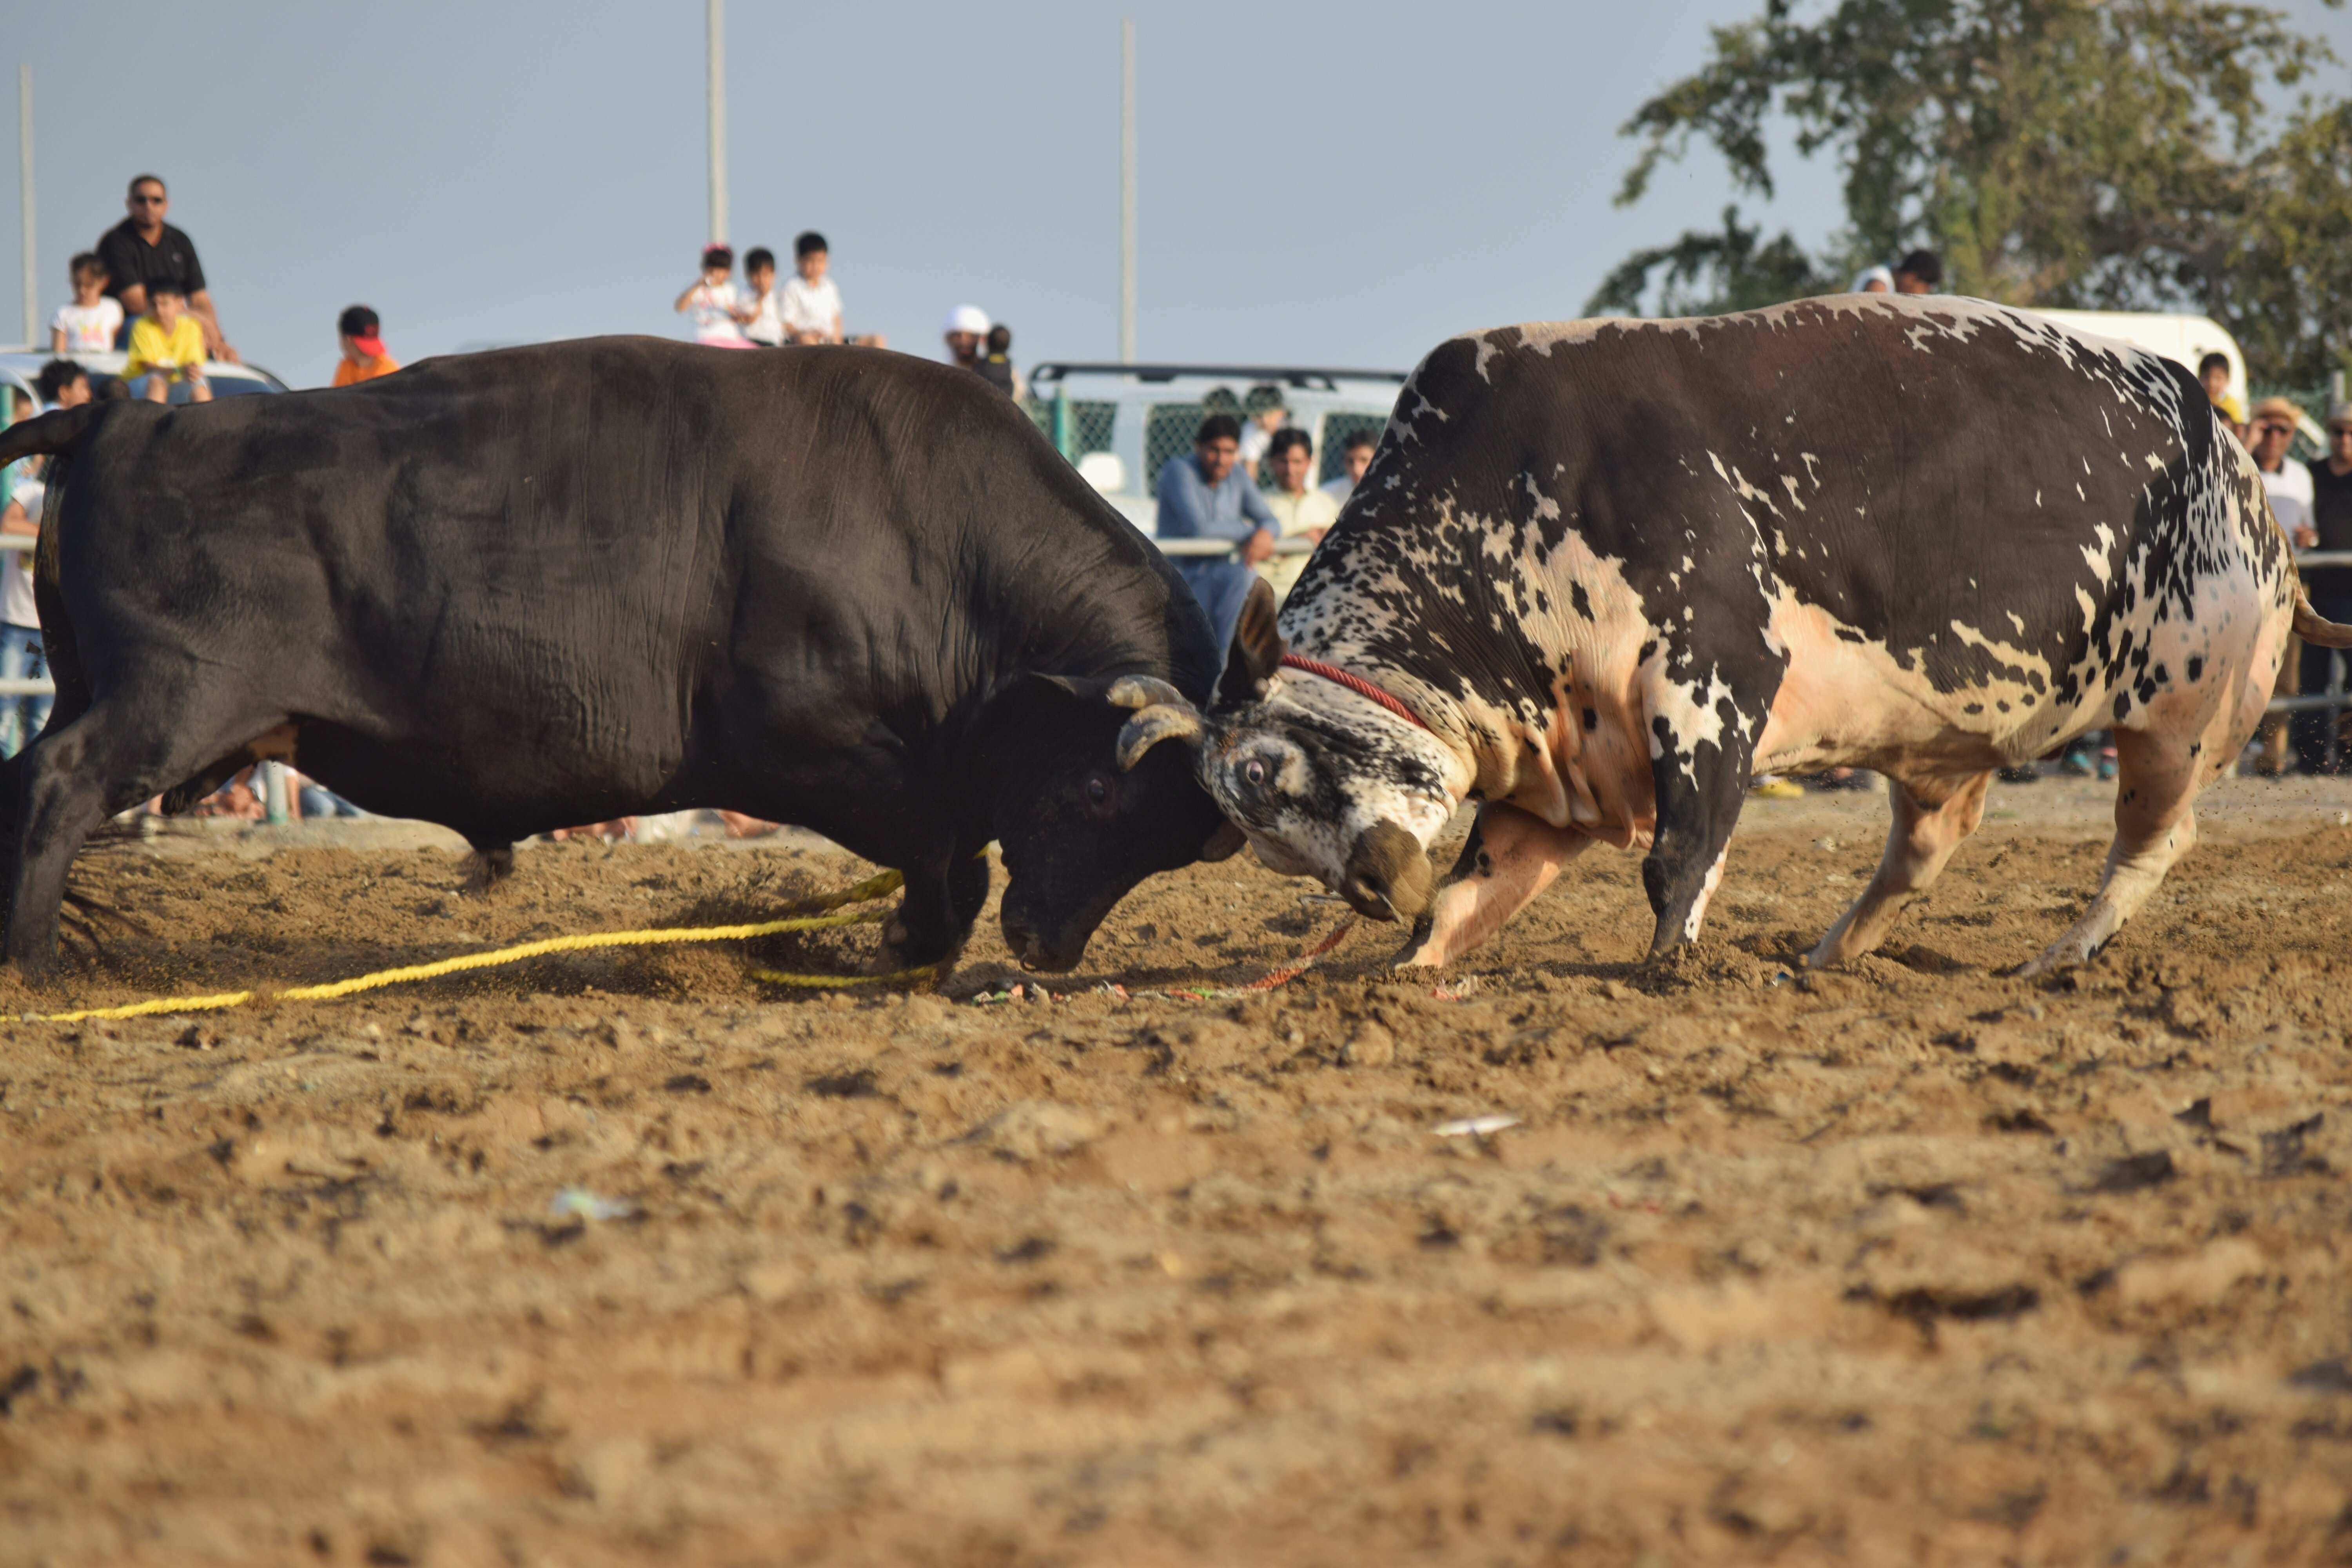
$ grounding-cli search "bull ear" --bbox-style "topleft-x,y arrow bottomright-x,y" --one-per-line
1197,820 -> 1247,862
1112,677 -> 1208,771
1218,577 -> 1287,703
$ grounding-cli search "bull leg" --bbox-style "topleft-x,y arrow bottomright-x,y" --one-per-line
464,838 -> 517,895
1396,804 -> 1591,968
1806,771 -> 1990,968
882,835 -> 989,970
2022,724 -> 2208,977
1641,732 -> 1760,961
7,705 -> 218,975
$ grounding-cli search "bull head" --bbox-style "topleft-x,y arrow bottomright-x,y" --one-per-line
1114,581 -> 1455,923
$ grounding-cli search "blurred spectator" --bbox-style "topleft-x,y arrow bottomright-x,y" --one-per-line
2290,403 -> 2352,771
976,323 -> 1019,397
2199,352 -> 2245,430
122,282 -> 211,403
675,245 -> 754,347
96,174 -> 237,361
49,254 -> 122,354
1239,384 -> 1288,471
741,247 -> 786,347
781,232 -> 845,345
1891,249 -> 1941,294
332,305 -> 401,386
1850,265 -> 1893,293
1322,429 -> 1377,502
1156,413 -> 1277,651
943,304 -> 989,370
0,365 -> 84,757
2250,398 -> 2315,546
1261,428 -> 1337,601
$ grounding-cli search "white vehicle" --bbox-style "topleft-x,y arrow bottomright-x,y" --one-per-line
2027,309 -> 2327,450
0,347 -> 290,417
1025,362 -> 1405,537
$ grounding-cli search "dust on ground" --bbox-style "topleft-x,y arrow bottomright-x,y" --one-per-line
4,775 -> 2350,1566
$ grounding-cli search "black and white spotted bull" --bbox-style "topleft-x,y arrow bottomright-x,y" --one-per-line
1112,295 -> 2352,976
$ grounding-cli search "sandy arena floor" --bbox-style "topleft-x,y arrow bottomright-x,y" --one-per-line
2,774 -> 2350,1566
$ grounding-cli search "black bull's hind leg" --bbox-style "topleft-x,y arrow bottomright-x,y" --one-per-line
1639,655 -> 1782,960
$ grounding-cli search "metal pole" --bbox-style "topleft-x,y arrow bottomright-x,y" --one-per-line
707,0 -> 727,246
18,65 -> 32,349
261,760 -> 290,826
1119,19 -> 1136,364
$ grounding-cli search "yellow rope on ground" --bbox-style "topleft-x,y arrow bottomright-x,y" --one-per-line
34,868 -> 918,1024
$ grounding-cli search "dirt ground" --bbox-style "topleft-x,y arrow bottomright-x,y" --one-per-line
3,775 -> 2350,1567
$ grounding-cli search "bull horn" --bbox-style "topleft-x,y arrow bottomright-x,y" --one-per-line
1108,675 -> 1188,711
1116,705 -> 1207,771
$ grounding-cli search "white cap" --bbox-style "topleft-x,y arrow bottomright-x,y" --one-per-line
943,304 -> 990,337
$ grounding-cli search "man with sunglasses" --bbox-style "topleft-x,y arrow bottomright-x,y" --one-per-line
94,174 -> 238,363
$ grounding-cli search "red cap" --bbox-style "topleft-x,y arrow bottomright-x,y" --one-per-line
348,330 -> 386,358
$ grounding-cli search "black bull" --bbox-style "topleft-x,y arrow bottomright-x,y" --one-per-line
0,338 -> 1233,975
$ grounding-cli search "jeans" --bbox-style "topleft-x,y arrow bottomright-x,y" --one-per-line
0,622 -> 52,758
1175,556 -> 1257,661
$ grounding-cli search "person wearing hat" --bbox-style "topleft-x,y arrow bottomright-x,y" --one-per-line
2249,397 -> 2315,545
943,305 -> 989,374
332,305 -> 401,387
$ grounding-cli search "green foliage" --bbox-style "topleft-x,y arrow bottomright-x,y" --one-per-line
1593,0 -> 2352,382
1586,207 -> 1837,317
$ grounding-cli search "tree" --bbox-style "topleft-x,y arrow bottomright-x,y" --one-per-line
1591,0 -> 2351,383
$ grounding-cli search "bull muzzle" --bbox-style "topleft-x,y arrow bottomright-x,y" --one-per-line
1338,820 -> 1434,923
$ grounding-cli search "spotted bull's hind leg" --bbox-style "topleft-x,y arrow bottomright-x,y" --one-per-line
1806,771 -> 1990,969
2022,726 -> 2207,977
1395,803 -> 1591,968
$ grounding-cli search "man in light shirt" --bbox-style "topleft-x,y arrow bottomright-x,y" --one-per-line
1260,429 -> 1338,601
2250,397 -> 2316,545
1156,414 -> 1278,652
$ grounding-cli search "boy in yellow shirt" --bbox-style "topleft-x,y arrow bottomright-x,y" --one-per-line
121,281 -> 211,403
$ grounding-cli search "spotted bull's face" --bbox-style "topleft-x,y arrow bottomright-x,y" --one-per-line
1115,678 -> 1459,924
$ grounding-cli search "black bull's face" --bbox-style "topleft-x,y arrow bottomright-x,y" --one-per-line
989,676 -> 1238,971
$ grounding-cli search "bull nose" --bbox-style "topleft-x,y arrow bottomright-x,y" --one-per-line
1341,821 -> 1433,923
1340,873 -> 1399,922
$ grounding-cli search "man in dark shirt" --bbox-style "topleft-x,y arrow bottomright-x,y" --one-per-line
94,174 -> 238,362
2290,402 -> 2352,770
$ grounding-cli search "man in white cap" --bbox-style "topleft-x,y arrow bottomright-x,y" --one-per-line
943,305 -> 989,374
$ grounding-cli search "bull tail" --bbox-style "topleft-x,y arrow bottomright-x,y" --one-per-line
2294,581 -> 2352,649
0,402 -> 104,468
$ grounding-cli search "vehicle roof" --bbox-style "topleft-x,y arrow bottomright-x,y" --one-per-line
0,349 -> 289,392
1030,363 -> 1406,393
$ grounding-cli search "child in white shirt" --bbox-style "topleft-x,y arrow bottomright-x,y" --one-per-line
673,245 -> 753,348
779,232 -> 845,345
49,253 -> 123,355
740,247 -> 786,347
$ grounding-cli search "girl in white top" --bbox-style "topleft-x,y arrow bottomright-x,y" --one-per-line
50,254 -> 123,354
673,245 -> 753,348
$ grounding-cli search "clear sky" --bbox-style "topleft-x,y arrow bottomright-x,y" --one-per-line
8,1 -> 2349,387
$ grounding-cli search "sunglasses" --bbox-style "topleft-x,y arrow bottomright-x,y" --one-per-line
2254,422 -> 2295,435
131,193 -> 165,205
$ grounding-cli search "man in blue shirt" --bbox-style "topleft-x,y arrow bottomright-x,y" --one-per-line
1156,414 -> 1278,652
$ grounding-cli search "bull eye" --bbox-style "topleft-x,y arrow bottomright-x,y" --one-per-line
1084,775 -> 1110,806
1243,758 -> 1268,788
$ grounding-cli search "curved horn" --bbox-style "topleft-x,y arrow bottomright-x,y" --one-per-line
1116,705 -> 1207,771
1108,675 -> 1188,711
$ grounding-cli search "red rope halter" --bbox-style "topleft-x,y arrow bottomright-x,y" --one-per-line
1279,654 -> 1430,732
